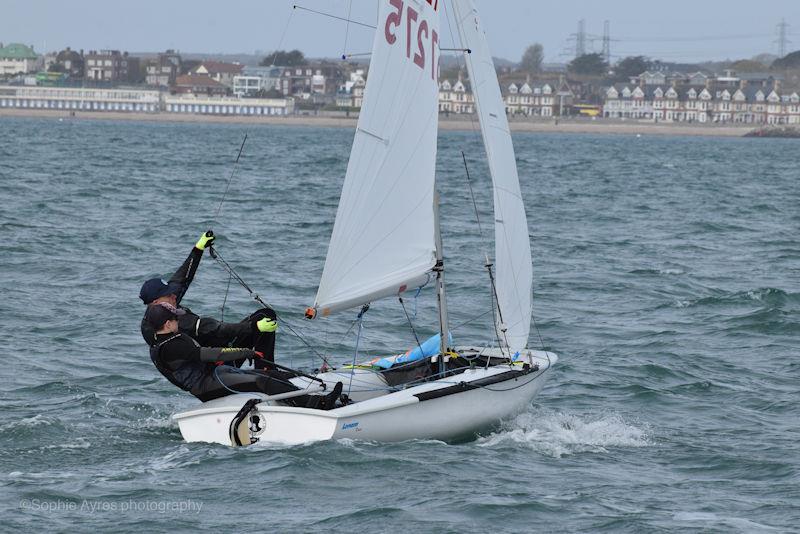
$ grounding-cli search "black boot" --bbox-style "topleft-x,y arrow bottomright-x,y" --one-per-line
321,382 -> 343,410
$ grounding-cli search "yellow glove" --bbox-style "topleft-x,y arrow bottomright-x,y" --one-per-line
195,230 -> 215,250
256,318 -> 277,333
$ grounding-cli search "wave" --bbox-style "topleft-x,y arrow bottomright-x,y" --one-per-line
0,414 -> 62,432
673,512 -> 780,532
630,267 -> 686,276
476,410 -> 650,457
674,287 -> 797,309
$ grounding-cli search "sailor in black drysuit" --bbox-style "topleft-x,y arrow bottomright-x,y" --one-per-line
146,302 -> 342,406
139,231 -> 276,370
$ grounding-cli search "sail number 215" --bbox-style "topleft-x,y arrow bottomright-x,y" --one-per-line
385,0 -> 439,81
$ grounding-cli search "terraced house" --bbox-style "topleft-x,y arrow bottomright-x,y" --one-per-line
438,75 -> 574,117
502,79 -> 574,117
438,76 -> 474,114
604,70 -> 800,125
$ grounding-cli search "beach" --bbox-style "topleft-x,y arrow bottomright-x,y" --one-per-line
0,107 -> 757,137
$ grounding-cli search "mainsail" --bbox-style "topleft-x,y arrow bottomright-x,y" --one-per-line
312,0 -> 442,317
451,0 -> 533,350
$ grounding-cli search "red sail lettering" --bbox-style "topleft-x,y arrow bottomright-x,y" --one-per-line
431,29 -> 439,80
385,0 -> 404,45
406,6 -> 418,59
415,20 -> 428,70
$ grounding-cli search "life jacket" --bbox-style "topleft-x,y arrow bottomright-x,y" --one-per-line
149,334 -> 206,392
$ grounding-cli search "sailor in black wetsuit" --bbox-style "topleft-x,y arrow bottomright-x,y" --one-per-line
139,231 -> 277,370
146,302 -> 342,406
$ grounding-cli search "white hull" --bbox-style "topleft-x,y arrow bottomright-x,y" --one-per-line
172,349 -> 557,446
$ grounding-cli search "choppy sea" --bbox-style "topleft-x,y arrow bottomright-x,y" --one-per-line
1,116 -> 798,532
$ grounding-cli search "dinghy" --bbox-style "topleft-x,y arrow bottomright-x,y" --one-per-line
173,0 -> 558,446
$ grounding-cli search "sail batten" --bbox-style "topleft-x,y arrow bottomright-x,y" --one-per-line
452,0 -> 533,351
313,0 -> 442,317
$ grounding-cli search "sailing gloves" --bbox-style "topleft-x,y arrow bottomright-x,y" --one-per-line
256,317 -> 278,333
195,230 -> 215,251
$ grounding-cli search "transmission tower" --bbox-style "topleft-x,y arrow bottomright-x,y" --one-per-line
576,19 -> 587,58
602,20 -> 611,64
776,18 -> 791,57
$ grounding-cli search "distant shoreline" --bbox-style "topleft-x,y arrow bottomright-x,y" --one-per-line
0,108 -> 758,137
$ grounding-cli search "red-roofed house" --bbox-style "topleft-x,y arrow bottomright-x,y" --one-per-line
173,74 -> 228,96
189,61 -> 243,87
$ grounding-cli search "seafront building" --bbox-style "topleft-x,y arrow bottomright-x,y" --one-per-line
84,50 -> 139,83
0,43 -> 41,76
232,66 -> 282,97
438,75 -> 574,117
278,63 -> 344,98
439,77 -> 475,114
0,85 -> 293,116
163,94 -> 294,115
145,50 -> 182,87
604,70 -> 800,124
503,79 -> 574,117
0,85 -> 160,112
336,69 -> 366,108
173,74 -> 228,96
189,61 -> 243,87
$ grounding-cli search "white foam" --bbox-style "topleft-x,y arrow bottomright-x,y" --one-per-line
476,410 -> 650,457
0,414 -> 57,431
40,438 -> 91,451
674,512 -> 779,531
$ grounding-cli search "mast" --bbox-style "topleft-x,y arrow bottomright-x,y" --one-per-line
433,191 -> 449,373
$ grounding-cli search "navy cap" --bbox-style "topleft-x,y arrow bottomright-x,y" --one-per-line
139,278 -> 181,304
144,302 -> 186,330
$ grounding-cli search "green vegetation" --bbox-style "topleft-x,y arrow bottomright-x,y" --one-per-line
260,50 -> 307,67
772,50 -> 800,70
611,56 -> 649,82
520,44 -> 544,74
728,59 -> 768,72
568,53 -> 608,76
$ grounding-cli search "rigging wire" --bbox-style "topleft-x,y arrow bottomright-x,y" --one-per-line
208,245 -> 333,369
341,0 -> 354,59
399,297 -> 424,354
265,7 -> 296,66
220,271 -> 232,321
450,309 -> 492,331
348,305 -> 369,397
212,133 -> 248,225
461,152 -> 507,356
292,4 -> 376,30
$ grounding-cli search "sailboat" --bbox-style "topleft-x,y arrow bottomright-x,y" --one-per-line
173,0 -> 558,446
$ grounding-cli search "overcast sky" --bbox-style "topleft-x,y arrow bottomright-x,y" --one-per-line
2,0 -> 799,64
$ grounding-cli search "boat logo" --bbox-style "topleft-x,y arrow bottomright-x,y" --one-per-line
341,421 -> 359,430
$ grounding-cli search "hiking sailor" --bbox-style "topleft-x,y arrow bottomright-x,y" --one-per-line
139,230 -> 277,369
146,302 -> 342,407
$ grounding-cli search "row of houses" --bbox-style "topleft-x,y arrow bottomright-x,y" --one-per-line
604,71 -> 800,124
438,76 -> 575,117
2,43 -> 360,104
0,85 -> 294,115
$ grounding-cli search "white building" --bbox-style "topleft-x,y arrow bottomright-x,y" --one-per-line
604,78 -> 800,125
233,66 -> 282,97
336,70 -> 366,108
504,81 -> 566,117
164,94 -> 294,116
438,77 -> 474,114
0,43 -> 41,76
0,85 -> 160,112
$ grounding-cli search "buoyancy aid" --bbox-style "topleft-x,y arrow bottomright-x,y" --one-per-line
149,334 -> 206,391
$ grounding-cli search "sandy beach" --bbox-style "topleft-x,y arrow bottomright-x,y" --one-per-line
0,108 -> 757,137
